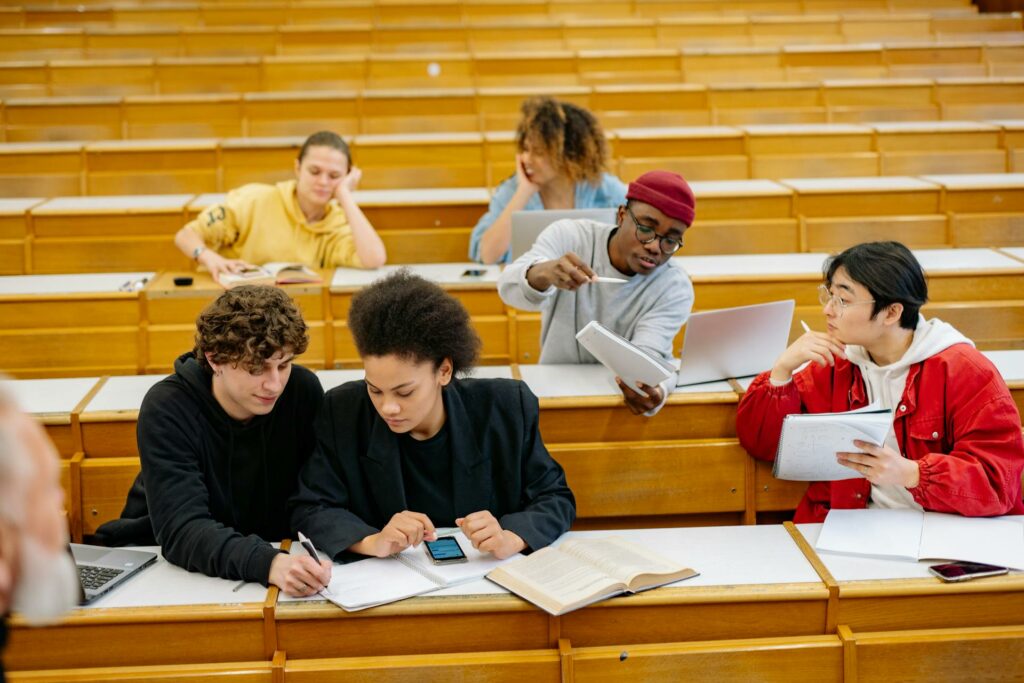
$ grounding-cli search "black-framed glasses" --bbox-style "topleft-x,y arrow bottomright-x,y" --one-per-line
627,205 -> 683,255
817,284 -> 875,318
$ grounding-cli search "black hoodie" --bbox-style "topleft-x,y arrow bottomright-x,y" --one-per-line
95,352 -> 323,585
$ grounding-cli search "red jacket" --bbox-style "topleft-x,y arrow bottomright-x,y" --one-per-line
737,343 -> 1024,523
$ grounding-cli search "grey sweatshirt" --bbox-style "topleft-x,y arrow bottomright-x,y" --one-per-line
498,218 -> 694,413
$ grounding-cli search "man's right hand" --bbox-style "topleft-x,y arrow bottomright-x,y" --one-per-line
770,330 -> 847,383
350,511 -> 437,558
197,250 -> 254,287
268,553 -> 332,598
526,252 -> 597,292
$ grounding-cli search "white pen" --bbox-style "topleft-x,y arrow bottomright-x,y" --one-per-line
593,276 -> 628,284
298,532 -> 331,597
800,320 -> 811,333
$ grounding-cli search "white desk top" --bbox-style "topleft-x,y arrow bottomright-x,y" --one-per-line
519,364 -> 623,398
34,195 -> 194,213
351,187 -> 491,205
613,126 -> 742,140
331,263 -> 500,289
0,141 -> 83,154
85,547 -> 268,609
1000,247 -> 1024,263
920,173 -> 1024,190
188,193 -> 226,210
781,176 -> 938,193
0,272 -> 154,295
220,136 -> 303,150
85,138 -> 218,152
798,520 -> 1024,582
871,121 -> 1000,134
284,524 -> 822,605
983,350 -> 1024,382
352,132 -> 484,145
913,247 -> 1022,272
688,179 -> 792,198
0,377 -> 99,415
81,375 -> 167,414
742,123 -> 871,136
675,252 -> 829,278
987,119 -> 1024,131
0,198 -> 43,214
317,366 -> 515,393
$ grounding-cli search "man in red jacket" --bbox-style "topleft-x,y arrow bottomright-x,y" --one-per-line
737,241 -> 1024,523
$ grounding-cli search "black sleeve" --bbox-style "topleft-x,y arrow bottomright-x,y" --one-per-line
139,387 -> 280,584
289,389 -> 379,561
498,383 -> 576,551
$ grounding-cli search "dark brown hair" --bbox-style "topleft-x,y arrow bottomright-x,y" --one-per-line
515,96 -> 608,185
824,241 -> 928,331
348,270 -> 480,375
298,130 -> 351,167
194,285 -> 309,373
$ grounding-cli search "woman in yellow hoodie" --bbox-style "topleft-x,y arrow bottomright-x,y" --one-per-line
175,131 -> 387,284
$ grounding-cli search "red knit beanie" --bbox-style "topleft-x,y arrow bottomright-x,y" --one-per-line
626,170 -> 696,226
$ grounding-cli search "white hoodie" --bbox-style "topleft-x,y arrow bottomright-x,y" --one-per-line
845,316 -> 973,510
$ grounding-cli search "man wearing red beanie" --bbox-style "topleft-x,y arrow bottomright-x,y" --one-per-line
498,170 -> 695,416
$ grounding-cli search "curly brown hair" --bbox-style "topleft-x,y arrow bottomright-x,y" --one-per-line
194,285 -> 309,373
515,96 -> 608,185
348,270 -> 480,376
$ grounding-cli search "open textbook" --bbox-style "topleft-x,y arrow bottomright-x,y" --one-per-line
323,531 -> 520,611
773,406 -> 892,481
816,509 -> 1024,570
486,536 -> 698,616
575,321 -> 675,389
219,263 -> 321,288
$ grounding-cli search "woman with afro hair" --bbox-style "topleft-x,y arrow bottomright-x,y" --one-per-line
290,270 -> 576,563
469,96 -> 627,264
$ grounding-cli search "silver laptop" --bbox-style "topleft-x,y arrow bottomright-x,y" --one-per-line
676,300 -> 796,386
510,208 -> 616,261
72,543 -> 158,604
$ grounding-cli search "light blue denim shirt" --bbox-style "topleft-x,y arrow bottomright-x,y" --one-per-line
468,172 -> 628,264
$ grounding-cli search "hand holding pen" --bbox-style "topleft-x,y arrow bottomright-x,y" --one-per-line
769,320 -> 846,384
266,533 -> 333,598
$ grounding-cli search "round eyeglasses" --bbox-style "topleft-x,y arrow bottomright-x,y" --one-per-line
627,205 -> 683,255
817,284 -> 875,317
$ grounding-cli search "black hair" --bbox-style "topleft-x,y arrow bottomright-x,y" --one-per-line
297,130 -> 351,166
823,241 -> 927,330
348,269 -> 480,375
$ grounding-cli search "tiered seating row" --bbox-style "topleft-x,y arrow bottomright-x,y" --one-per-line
0,11 -> 1015,60
0,0 -> 982,32
2,176 -> 1023,274
1,41 -> 1022,100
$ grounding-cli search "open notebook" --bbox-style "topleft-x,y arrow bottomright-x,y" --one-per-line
219,263 -> 321,288
773,406 -> 892,481
323,531 -> 520,611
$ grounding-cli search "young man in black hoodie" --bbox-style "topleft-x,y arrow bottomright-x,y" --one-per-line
96,285 -> 331,597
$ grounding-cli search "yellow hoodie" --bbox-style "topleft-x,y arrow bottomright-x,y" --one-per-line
186,180 -> 362,268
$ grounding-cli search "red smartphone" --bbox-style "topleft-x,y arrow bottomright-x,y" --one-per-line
928,561 -> 1009,582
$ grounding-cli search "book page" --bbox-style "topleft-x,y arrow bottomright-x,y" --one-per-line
919,512 -> 1024,570
324,556 -> 438,611
815,508 -> 923,561
560,537 -> 688,588
491,546 -> 624,609
774,409 -> 892,481
394,532 -> 521,586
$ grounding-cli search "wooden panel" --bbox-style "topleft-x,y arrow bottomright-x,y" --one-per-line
332,315 -> 508,366
539,397 -> 738,443
552,440 -> 747,518
220,140 -> 302,189
367,55 -> 475,89
260,55 -> 367,91
571,636 -> 842,682
941,186 -> 1024,214
32,236 -> 189,273
838,588 -> 1024,633
81,419 -> 137,458
285,650 -> 561,683
751,153 -> 880,179
0,326 -> 138,374
49,60 -> 155,97
792,187 -> 941,218
474,53 -> 580,88
378,227 -> 471,263
156,58 -> 261,94
683,219 -> 801,255
805,215 -> 949,253
880,150 -> 1007,176
0,145 -> 83,198
179,28 -> 277,58
0,297 -> 138,329
84,145 -> 218,196
7,662 -> 274,682
360,90 -> 479,135
124,95 -> 244,139
3,98 -> 122,142
754,459 -> 807,511
80,456 -> 139,535
243,92 -> 360,138
353,135 -> 486,190
0,240 -> 24,274
951,213 -> 1024,247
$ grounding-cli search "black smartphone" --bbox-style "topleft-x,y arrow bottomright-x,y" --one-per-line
423,537 -> 468,565
928,560 -> 1009,582
461,268 -> 487,278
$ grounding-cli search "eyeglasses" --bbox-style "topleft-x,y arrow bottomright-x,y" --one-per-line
817,284 -> 875,317
627,205 -> 683,255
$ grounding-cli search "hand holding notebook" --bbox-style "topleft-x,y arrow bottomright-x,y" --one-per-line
575,320 -> 675,390
773,406 -> 893,481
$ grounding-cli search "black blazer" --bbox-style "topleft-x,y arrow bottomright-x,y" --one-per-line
290,377 -> 576,561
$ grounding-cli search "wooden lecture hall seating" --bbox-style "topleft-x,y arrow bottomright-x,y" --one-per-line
2,0 -> 1024,679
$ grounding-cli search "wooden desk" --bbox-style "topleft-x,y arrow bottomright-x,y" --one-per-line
0,141 -> 83,199
0,272 -> 149,376
873,121 -> 1006,176
143,270 -> 328,373
29,194 -> 192,273
0,197 -> 40,275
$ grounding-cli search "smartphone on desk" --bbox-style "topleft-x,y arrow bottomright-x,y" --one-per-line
928,561 -> 1009,582
424,537 -> 468,565
461,268 -> 487,278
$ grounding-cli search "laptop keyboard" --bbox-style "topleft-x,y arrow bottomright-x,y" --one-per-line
78,565 -> 124,590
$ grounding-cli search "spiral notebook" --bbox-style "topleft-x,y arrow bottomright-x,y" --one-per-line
773,406 -> 892,481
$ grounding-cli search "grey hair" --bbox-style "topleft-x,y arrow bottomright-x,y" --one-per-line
0,381 -> 34,523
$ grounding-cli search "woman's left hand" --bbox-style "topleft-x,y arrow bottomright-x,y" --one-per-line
456,511 -> 526,559
838,440 -> 920,488
337,166 -> 363,195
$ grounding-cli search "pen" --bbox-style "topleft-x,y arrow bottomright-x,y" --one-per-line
800,320 -> 811,333
231,580 -> 246,592
298,532 -> 331,597
593,276 -> 627,284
